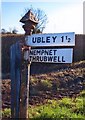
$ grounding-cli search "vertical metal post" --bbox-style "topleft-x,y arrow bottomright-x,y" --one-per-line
10,42 -> 21,118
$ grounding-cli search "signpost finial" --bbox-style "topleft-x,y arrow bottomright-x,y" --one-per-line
20,10 -> 38,35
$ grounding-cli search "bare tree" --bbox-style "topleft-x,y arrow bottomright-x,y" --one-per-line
12,28 -> 18,34
1,28 -> 7,34
25,7 -> 48,34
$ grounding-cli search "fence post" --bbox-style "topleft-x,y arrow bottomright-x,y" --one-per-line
10,42 -> 21,118
10,44 -> 15,118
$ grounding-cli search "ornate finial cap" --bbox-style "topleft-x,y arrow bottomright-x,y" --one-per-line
20,10 -> 38,24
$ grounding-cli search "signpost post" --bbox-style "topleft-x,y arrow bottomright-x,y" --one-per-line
19,10 -> 38,119
10,9 -> 75,119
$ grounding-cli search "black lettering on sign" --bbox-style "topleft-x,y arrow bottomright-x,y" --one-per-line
58,56 -> 61,62
44,50 -> 49,55
68,38 -> 71,42
53,56 -> 57,62
41,50 -> 45,55
37,37 -> 41,43
48,56 -> 53,62
46,36 -> 50,43
42,37 -> 45,43
52,36 -> 57,42
49,50 -> 52,55
61,36 -> 64,42
36,50 -> 41,55
30,50 -> 34,55
33,50 -> 37,55
32,37 -> 36,43
66,36 -> 71,42
66,36 -> 68,40
39,56 -> 43,61
32,56 -> 37,61
62,56 -> 65,62
43,56 -> 47,62
54,50 -> 57,55
36,56 -> 39,61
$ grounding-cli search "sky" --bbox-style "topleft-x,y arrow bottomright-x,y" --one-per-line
1,0 -> 84,34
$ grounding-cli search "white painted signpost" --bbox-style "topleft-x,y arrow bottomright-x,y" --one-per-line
24,48 -> 73,63
24,32 -> 75,64
10,10 -> 75,119
25,32 -> 75,47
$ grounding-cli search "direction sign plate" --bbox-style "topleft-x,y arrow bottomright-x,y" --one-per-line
24,48 -> 73,63
25,32 -> 75,47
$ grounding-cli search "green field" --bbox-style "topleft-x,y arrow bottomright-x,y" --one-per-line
2,90 -> 85,119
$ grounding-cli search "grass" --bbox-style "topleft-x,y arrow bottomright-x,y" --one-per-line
2,91 -> 85,119
2,108 -> 11,118
28,90 -> 85,119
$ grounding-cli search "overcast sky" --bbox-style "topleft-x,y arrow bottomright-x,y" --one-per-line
1,0 -> 84,34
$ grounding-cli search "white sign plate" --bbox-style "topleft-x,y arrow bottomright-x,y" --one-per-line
24,48 -> 73,63
25,32 -> 75,47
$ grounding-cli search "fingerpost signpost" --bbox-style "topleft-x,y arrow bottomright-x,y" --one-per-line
10,10 -> 75,119
24,32 -> 75,64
